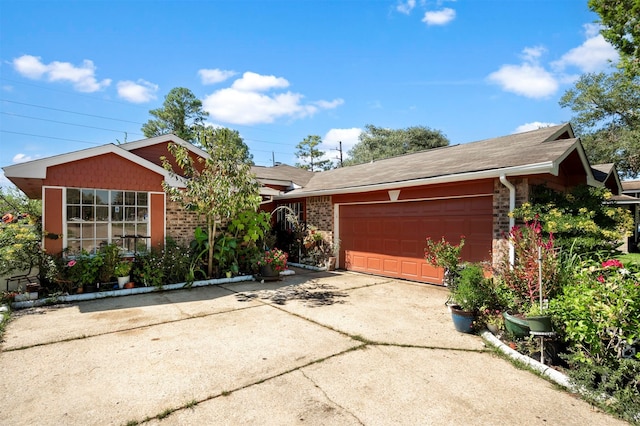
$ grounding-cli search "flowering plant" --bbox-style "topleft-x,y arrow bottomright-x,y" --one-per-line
256,248 -> 288,272
424,235 -> 465,288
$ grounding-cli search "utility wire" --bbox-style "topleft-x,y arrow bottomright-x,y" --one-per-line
0,112 -> 145,136
0,99 -> 143,124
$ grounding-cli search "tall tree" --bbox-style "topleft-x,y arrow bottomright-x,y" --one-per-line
195,126 -> 254,165
589,0 -> 640,77
295,135 -> 333,171
344,124 -> 449,166
142,87 -> 209,143
161,127 -> 261,277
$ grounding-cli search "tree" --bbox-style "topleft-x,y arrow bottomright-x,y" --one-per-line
559,71 -> 640,178
195,127 -> 254,165
142,87 -> 209,143
589,0 -> 640,77
295,135 -> 333,171
344,124 -> 449,166
161,127 -> 261,277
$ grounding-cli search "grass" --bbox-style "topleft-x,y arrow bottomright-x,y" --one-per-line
616,252 -> 640,266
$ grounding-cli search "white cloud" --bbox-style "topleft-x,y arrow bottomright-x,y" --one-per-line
198,68 -> 237,84
231,71 -> 289,92
116,79 -> 158,103
551,25 -> 618,73
12,55 -> 111,92
513,122 -> 557,134
12,153 -> 37,163
396,0 -> 416,14
323,128 -> 362,154
422,8 -> 456,26
202,71 -> 343,125
488,63 -> 558,98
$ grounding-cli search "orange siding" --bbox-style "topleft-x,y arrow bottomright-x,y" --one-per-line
43,188 -> 63,255
150,193 -> 165,250
44,153 -> 165,192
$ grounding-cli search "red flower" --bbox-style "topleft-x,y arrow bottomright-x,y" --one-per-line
602,259 -> 623,269
597,275 -> 605,283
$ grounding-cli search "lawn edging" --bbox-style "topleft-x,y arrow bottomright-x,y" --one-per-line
10,268 -> 297,310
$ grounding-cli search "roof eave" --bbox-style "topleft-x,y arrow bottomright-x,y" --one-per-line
275,162 -> 557,199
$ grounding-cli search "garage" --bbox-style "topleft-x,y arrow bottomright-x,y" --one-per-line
339,196 -> 493,284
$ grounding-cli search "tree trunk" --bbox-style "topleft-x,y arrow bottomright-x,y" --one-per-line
208,216 -> 217,278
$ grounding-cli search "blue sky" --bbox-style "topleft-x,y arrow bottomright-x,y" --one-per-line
0,0 -> 618,187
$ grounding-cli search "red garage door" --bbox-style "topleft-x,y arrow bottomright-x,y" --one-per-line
340,196 -> 492,284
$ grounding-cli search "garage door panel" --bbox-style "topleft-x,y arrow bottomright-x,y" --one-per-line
340,197 -> 492,284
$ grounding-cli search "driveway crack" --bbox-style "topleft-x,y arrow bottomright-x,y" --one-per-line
299,369 -> 365,425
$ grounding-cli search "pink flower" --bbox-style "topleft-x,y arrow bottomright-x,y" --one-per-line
67,260 -> 76,267
602,259 -> 623,269
597,275 -> 605,283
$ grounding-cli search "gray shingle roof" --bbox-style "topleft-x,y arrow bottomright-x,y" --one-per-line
251,164 -> 315,187
284,123 -> 578,195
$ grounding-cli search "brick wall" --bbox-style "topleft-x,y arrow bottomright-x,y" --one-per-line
165,199 -> 207,247
492,177 -> 529,267
306,195 -> 334,243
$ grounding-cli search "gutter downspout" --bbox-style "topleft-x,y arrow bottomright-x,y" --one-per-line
499,174 -> 515,266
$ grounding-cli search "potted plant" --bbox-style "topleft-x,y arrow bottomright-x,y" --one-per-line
424,235 -> 465,293
526,302 -> 553,333
326,238 -> 340,271
114,261 -> 132,289
255,248 -> 288,281
449,263 -> 491,333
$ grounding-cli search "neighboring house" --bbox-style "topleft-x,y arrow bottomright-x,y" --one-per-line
619,180 -> 640,252
2,123 -> 623,286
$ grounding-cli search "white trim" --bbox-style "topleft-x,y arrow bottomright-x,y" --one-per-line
119,133 -> 209,159
334,204 -> 340,269
335,192 -> 494,207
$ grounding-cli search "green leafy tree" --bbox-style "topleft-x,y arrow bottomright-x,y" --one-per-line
0,187 -> 42,278
344,124 -> 449,166
589,0 -> 640,77
559,71 -> 640,178
195,127 -> 254,165
559,72 -> 640,176
161,127 -> 261,277
295,135 -> 333,171
142,87 -> 209,144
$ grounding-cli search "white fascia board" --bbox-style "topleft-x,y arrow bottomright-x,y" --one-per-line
120,134 -> 210,159
276,162 -> 556,199
257,178 -> 295,187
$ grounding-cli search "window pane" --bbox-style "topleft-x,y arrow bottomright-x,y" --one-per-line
95,190 -> 109,205
124,223 -> 136,236
67,188 -> 80,204
67,206 -> 80,221
112,206 -> 123,221
82,206 -> 94,221
137,207 -> 148,222
82,240 -> 96,254
68,223 -> 80,239
82,189 -> 95,204
125,207 -> 136,221
95,206 -> 109,221
125,191 -> 136,206
137,223 -> 147,236
111,191 -> 123,205
82,223 -> 95,238
96,223 -> 108,239
67,240 -> 81,253
137,192 -> 148,206
111,223 -> 124,238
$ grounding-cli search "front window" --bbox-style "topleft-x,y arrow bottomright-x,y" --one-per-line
66,188 -> 149,254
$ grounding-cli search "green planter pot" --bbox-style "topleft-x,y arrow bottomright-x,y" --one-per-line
503,311 -> 530,338
526,315 -> 553,333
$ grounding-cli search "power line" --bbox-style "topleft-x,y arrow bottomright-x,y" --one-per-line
0,112 -> 145,136
0,99 -> 144,125
0,130 -> 107,146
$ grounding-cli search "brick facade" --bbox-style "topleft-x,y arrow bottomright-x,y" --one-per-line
305,195 -> 334,243
165,199 -> 207,247
492,177 -> 530,267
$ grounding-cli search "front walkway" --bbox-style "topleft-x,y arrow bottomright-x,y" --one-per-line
0,268 -> 623,425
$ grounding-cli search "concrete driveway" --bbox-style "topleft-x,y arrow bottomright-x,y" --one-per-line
0,268 -> 623,425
